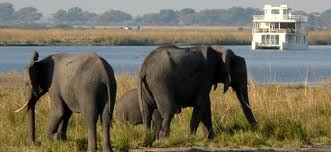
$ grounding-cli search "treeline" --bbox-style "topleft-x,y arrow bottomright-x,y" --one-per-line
1,2 -> 331,29
0,3 -> 42,26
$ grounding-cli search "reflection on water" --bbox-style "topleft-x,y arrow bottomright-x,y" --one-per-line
0,45 -> 330,84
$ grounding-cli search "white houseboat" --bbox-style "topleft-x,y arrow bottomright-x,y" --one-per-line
251,5 -> 308,50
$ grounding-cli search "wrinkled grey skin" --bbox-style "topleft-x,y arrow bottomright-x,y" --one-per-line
116,88 -> 180,138
138,45 -> 257,139
116,89 -> 145,124
17,52 -> 116,152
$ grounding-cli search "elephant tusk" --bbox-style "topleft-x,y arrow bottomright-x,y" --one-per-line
240,93 -> 251,110
14,101 -> 29,113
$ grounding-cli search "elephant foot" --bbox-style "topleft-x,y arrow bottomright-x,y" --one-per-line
29,140 -> 41,146
47,132 -> 67,141
206,131 -> 214,139
158,129 -> 169,139
102,148 -> 113,152
250,122 -> 258,130
175,107 -> 182,114
57,132 -> 67,140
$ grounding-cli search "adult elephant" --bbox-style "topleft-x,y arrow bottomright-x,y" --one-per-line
138,45 -> 256,139
15,52 -> 117,152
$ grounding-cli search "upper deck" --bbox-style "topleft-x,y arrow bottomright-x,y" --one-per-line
253,5 -> 308,23
252,5 -> 308,34
253,15 -> 308,22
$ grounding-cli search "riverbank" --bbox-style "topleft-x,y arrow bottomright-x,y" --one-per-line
0,72 -> 330,151
0,27 -> 331,46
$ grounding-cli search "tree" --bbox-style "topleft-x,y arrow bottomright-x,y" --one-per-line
52,7 -> 97,25
320,9 -> 331,27
0,2 -> 14,24
158,9 -> 178,24
138,9 -> 178,25
12,7 -> 42,24
96,10 -> 132,25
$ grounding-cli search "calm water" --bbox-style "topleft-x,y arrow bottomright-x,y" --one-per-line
0,45 -> 331,84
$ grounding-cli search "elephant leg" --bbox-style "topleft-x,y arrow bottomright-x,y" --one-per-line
153,86 -> 176,138
81,98 -> 98,152
57,108 -> 72,140
200,100 -> 214,139
47,94 -> 65,141
86,117 -> 97,152
101,103 -> 112,152
152,109 -> 162,139
190,95 -> 213,139
141,100 -> 154,129
190,107 -> 200,135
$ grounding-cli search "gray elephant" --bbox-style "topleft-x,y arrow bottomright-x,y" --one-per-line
115,88 -> 180,138
116,88 -> 146,124
15,52 -> 117,152
138,45 -> 256,139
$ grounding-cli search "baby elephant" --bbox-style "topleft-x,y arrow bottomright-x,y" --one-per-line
115,88 -> 180,138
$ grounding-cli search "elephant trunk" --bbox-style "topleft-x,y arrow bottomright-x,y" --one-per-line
234,85 -> 257,128
27,104 -> 36,144
16,99 -> 38,144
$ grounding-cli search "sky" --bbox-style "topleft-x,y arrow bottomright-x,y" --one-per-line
1,0 -> 331,16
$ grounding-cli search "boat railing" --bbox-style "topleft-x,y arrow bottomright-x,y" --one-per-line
253,15 -> 308,22
256,41 -> 279,46
253,28 -> 295,33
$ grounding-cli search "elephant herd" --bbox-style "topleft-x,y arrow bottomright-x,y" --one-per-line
15,45 -> 256,152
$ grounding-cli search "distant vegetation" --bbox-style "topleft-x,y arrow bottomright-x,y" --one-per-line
1,28 -> 331,46
0,73 -> 330,151
1,2 -> 331,30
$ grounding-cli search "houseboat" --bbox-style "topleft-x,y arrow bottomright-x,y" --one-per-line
251,5 -> 308,50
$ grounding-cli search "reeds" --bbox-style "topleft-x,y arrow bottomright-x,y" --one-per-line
0,27 -> 251,46
1,27 -> 331,46
0,72 -> 330,151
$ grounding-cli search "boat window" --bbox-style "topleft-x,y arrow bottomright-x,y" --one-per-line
271,9 -> 280,14
283,10 -> 288,15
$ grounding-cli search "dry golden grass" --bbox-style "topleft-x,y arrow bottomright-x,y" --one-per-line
0,27 -> 331,46
309,31 -> 331,45
0,28 -> 251,46
0,72 -> 330,151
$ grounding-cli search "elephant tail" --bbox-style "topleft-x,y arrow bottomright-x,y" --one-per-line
137,73 -> 144,120
106,78 -> 117,126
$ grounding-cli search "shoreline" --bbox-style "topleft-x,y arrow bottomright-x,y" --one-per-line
2,43 -> 331,47
1,28 -> 331,46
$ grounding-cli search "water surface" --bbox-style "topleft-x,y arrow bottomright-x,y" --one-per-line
0,45 -> 330,84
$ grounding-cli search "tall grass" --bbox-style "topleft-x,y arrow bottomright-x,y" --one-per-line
1,27 -> 331,46
0,27 -> 251,46
0,73 -> 330,151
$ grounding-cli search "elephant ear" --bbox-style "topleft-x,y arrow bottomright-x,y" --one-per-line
29,51 -> 39,67
27,51 -> 40,89
222,49 -> 234,93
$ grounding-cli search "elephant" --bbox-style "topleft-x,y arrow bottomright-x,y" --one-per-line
116,88 -> 147,125
115,88 -> 180,138
137,45 -> 257,139
15,51 -> 117,152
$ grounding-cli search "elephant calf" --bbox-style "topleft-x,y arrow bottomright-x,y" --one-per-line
15,52 -> 117,152
115,89 -> 146,124
115,88 -> 180,138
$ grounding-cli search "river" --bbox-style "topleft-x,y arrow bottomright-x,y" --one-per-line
0,45 -> 330,84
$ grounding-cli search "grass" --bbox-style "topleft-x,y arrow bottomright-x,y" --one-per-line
1,27 -> 331,46
0,72 -> 330,151
0,27 -> 251,46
